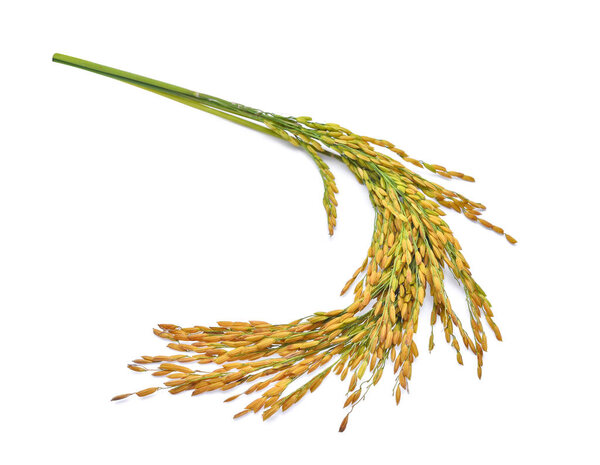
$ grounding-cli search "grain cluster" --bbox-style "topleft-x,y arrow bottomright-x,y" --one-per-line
53,54 -> 515,431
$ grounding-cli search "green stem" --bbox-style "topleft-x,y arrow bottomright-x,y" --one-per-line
52,53 -> 282,139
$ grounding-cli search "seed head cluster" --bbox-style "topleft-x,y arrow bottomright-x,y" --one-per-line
51,53 -> 514,432
113,113 -> 513,432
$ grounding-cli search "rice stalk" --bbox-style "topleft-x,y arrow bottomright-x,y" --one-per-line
54,53 -> 515,431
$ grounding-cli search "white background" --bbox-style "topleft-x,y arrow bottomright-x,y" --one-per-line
1,1 -> 599,463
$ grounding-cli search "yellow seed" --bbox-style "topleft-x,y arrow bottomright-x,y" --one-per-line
159,363 -> 193,373
387,233 -> 395,247
411,343 -> 419,357
418,287 -> 425,304
400,344 -> 409,361
136,387 -> 159,397
255,338 -> 275,350
233,410 -> 250,419
402,362 -> 410,377
339,413 -> 350,432
127,364 -> 146,372
491,323 -> 503,341
349,372 -> 358,391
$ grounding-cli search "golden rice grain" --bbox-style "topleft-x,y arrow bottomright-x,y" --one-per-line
136,387 -> 159,397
